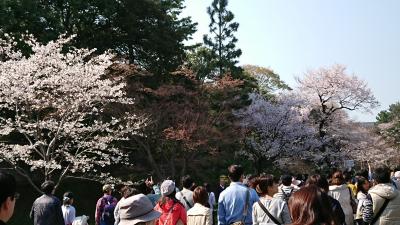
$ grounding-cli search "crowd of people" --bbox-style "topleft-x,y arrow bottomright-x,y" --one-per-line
1,164 -> 400,225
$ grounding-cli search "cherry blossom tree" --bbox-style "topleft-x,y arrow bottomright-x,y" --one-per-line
234,92 -> 321,173
0,34 -> 145,192
296,64 -> 379,138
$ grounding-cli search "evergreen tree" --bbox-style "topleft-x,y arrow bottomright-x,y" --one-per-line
0,0 -> 197,75
203,0 -> 242,78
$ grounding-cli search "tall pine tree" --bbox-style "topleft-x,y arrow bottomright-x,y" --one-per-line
203,0 -> 242,78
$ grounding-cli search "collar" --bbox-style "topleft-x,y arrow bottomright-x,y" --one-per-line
230,182 -> 244,186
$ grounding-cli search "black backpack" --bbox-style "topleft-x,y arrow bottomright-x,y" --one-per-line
281,187 -> 294,202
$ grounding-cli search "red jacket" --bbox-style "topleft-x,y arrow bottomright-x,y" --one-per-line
155,199 -> 187,225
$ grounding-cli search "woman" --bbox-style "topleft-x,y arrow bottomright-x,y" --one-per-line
187,186 -> 212,225
252,174 -> 291,225
328,171 -> 354,225
62,192 -> 76,225
289,185 -> 337,225
115,186 -> 139,225
306,174 -> 345,225
155,180 -> 187,225
118,193 -> 161,225
355,177 -> 373,225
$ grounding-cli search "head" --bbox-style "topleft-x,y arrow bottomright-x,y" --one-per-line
228,165 -> 244,182
330,171 -> 344,185
63,192 -> 74,205
193,186 -> 209,207
255,174 -> 278,197
356,176 -> 370,194
120,186 -> 140,199
102,184 -> 113,194
244,174 -> 258,189
306,174 -> 329,193
41,181 -> 55,195
159,180 -> 178,206
281,174 -> 293,186
181,175 -> 194,190
343,171 -> 353,184
0,172 -> 17,223
119,194 -> 161,225
373,167 -> 391,184
219,177 -> 226,186
204,183 -> 212,193
288,186 -> 336,225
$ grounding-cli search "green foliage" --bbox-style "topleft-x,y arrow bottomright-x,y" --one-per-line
203,0 -> 242,78
376,102 -> 400,123
0,0 -> 197,75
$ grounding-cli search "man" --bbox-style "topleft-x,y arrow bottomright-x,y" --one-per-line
218,165 -> 259,225
95,184 -> 118,225
0,172 -> 17,225
368,167 -> 400,224
274,174 -> 299,202
215,176 -> 227,202
176,175 -> 194,211
30,181 -> 64,225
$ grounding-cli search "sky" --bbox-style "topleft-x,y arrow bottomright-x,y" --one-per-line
181,0 -> 400,122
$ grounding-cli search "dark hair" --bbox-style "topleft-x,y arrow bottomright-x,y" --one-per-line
245,174 -> 258,189
343,171 -> 353,183
41,181 -> 55,195
63,192 -> 74,205
255,174 -> 275,196
193,186 -> 209,207
289,186 -> 337,225
228,165 -> 243,182
181,175 -> 194,189
330,171 -> 344,186
281,174 -> 292,186
306,174 -> 329,193
204,183 -> 211,193
356,177 -> 369,194
0,172 -> 17,205
373,167 -> 391,184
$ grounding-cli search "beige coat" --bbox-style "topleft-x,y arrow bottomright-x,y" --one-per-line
187,203 -> 212,225
369,183 -> 400,225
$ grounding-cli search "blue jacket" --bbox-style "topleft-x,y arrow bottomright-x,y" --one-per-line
218,182 -> 259,225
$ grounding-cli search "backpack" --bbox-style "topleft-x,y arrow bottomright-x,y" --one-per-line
281,187 -> 294,202
101,195 -> 116,224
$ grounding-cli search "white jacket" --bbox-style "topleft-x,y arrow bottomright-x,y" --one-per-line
329,184 -> 353,225
369,183 -> 400,225
252,197 -> 291,225
187,203 -> 212,225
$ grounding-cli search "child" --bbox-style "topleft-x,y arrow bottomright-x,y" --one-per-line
62,192 -> 76,225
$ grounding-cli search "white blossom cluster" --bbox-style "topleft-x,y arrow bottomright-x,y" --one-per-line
0,34 -> 146,188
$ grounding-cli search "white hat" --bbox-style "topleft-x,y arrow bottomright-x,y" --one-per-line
160,180 -> 175,196
119,194 -> 161,225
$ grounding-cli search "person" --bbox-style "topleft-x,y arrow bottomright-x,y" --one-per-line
217,165 -> 259,225
176,175 -> 195,211
62,192 -> 76,225
392,171 -> 400,189
368,167 -> 400,225
118,193 -> 161,225
344,171 -> 357,196
114,186 -> 139,225
204,183 -> 215,211
252,174 -> 291,225
289,185 -> 338,225
30,180 -> 64,225
187,186 -> 212,225
215,177 -> 226,203
328,170 -> 354,225
0,172 -> 18,225
354,177 -> 373,225
155,180 -> 187,225
274,174 -> 299,202
95,184 -> 118,225
306,174 -> 345,225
